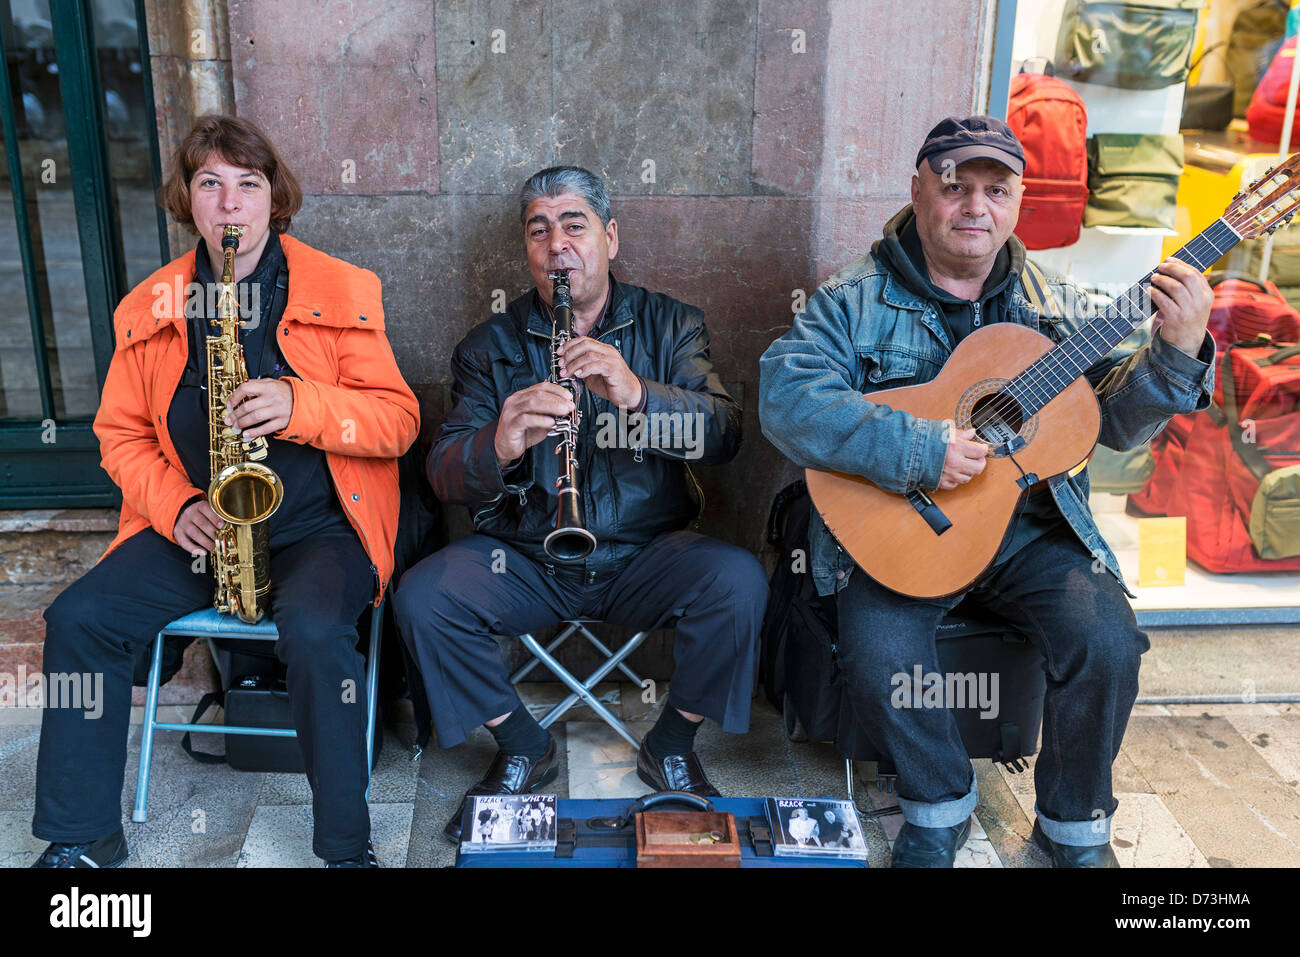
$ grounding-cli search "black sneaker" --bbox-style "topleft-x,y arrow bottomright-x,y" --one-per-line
32,829 -> 128,868
325,840 -> 379,868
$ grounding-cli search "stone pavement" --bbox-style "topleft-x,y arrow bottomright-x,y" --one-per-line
2,672 -> 1298,868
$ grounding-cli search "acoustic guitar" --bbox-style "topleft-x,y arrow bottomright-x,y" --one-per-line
806,153 -> 1300,599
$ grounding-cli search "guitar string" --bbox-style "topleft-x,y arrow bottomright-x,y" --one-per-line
977,191 -> 1287,428
964,220 -> 1233,438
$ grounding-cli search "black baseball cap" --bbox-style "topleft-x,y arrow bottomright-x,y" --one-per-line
916,115 -> 1025,177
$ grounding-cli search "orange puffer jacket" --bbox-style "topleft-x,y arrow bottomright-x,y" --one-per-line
94,234 -> 420,604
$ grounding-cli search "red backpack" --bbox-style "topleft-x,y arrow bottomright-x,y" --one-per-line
1247,34 -> 1300,148
1205,272 -> 1300,352
1130,341 -> 1300,573
1008,71 -> 1089,250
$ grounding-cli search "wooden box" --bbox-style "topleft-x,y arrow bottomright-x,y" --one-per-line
634,810 -> 741,868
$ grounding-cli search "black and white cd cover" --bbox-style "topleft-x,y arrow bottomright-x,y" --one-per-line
765,798 -> 868,860
460,794 -> 559,853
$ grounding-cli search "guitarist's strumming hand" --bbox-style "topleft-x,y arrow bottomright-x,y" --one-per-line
938,426 -> 989,490
1150,258 -> 1213,358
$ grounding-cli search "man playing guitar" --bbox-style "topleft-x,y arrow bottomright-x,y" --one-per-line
758,116 -> 1215,867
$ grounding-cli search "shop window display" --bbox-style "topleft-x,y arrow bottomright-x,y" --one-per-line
1005,0 -> 1300,622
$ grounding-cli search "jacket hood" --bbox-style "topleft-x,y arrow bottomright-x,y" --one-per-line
872,204 -> 1025,306
112,233 -> 384,348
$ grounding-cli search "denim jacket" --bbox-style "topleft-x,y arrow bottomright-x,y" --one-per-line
758,246 -> 1217,598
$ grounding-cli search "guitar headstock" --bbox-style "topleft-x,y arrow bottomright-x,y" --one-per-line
1225,152 -> 1300,239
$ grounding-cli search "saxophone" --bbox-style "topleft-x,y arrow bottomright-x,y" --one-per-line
207,224 -> 283,622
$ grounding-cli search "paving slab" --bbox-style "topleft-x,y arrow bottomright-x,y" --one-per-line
237,802 -> 413,868
1225,713 -> 1300,792
1122,715 -> 1300,867
255,728 -> 420,807
0,724 -> 39,811
0,809 -> 45,867
123,722 -> 263,867
1111,792 -> 1210,868
565,720 -> 653,800
975,759 -> 1050,869
1141,626 -> 1300,698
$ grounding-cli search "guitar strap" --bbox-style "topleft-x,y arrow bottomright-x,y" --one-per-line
1019,260 -> 1062,321
1018,260 -> 1090,479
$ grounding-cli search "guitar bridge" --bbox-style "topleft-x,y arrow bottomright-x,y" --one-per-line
906,488 -> 952,536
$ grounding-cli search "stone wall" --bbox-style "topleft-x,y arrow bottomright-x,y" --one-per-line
210,0 -> 992,559
0,1 -> 992,695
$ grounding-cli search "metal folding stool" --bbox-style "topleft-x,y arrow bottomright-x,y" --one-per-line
132,597 -> 384,823
506,618 -> 649,749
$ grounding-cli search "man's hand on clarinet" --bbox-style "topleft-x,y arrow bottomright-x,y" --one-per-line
494,382 -> 576,467
558,337 -> 643,409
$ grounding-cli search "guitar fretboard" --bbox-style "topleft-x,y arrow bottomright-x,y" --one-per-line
1009,217 -> 1239,414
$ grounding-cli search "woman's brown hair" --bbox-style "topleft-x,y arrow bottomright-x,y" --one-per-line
159,115 -> 302,234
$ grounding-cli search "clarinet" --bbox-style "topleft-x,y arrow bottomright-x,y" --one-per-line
543,269 -> 597,562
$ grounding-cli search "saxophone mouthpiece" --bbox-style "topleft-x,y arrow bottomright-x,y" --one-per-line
221,225 -> 244,250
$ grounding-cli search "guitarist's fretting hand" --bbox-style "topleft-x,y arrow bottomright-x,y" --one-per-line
1150,258 -> 1213,358
938,427 -> 989,490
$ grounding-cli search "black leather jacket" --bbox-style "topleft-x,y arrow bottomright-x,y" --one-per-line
428,274 -> 743,576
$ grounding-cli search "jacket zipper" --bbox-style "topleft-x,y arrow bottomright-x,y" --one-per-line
281,321 -> 381,602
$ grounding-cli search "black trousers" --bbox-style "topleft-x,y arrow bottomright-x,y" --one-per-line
33,527 -> 374,860
393,531 -> 769,749
835,529 -> 1148,840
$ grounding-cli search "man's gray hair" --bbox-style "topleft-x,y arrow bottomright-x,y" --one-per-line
519,165 -> 612,227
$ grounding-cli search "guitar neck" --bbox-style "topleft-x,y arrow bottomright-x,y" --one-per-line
1012,217 -> 1239,415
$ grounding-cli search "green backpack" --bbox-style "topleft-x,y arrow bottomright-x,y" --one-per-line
1056,0 -> 1205,90
1084,133 -> 1184,230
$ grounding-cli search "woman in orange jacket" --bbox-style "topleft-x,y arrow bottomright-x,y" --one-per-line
31,115 -> 419,869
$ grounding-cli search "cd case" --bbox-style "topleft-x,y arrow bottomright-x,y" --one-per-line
765,798 -> 868,861
459,794 -> 559,853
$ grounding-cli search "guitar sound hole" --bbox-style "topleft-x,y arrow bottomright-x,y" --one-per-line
970,391 -> 1025,445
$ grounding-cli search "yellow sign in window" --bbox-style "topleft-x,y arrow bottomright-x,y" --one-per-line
1138,517 -> 1187,588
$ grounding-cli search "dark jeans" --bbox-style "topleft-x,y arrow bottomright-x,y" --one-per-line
34,527 -> 375,861
393,530 -> 768,749
836,528 -> 1148,846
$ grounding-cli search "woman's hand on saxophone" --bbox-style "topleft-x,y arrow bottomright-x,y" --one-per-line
175,499 -> 224,555
494,382 -> 576,467
225,378 -> 295,440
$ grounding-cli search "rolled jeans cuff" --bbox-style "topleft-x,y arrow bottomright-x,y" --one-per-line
896,776 -> 978,829
1035,802 -> 1111,846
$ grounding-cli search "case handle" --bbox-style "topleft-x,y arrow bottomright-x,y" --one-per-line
586,790 -> 716,830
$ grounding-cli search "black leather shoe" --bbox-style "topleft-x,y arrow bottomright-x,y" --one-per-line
635,742 -> 721,797
326,840 -> 378,868
32,829 -> 128,868
443,735 -> 559,843
1031,820 -> 1119,868
889,818 -> 971,868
